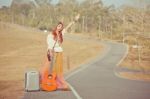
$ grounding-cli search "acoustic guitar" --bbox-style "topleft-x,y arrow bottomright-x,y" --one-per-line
41,40 -> 57,91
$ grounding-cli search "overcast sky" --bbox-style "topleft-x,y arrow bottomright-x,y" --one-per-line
0,0 -> 12,7
0,0 -> 149,8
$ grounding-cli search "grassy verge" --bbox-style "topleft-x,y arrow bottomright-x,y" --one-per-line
119,35 -> 150,81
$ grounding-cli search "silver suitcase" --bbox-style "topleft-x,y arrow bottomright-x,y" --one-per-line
25,71 -> 40,91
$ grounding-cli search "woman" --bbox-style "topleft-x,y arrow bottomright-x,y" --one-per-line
41,14 -> 80,91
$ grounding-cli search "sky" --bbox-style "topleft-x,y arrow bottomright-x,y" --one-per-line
0,0 -> 149,8
51,0 -> 143,7
102,0 -> 149,8
102,0 -> 136,7
0,0 -> 12,7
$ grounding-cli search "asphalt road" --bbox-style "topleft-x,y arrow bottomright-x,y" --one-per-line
23,41 -> 150,99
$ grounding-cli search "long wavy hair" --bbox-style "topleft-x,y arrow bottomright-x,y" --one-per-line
52,22 -> 64,43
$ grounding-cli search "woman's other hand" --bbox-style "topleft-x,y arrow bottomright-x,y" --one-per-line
64,13 -> 80,32
74,14 -> 80,21
47,49 -> 54,61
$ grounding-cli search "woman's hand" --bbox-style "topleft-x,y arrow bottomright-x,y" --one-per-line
64,13 -> 80,31
47,49 -> 54,61
74,14 -> 80,21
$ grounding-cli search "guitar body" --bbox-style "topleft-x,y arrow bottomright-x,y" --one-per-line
41,41 -> 58,91
41,71 -> 57,91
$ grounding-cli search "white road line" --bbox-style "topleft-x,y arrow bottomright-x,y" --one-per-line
67,83 -> 82,99
107,40 -> 129,66
113,43 -> 130,79
64,42 -> 110,99
65,42 -> 110,80
116,43 -> 129,66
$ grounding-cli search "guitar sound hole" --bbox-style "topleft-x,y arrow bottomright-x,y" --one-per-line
48,75 -> 53,79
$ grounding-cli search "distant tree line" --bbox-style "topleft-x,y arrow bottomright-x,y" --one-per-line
0,0 -> 150,36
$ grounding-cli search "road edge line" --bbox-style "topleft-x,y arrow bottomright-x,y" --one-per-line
64,41 -> 110,99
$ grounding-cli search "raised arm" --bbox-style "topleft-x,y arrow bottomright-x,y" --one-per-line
64,14 -> 80,32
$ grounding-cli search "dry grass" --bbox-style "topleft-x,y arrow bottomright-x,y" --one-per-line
0,23 -> 103,99
120,46 -> 150,71
118,72 -> 150,82
119,35 -> 150,81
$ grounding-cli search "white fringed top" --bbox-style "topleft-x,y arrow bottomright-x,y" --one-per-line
47,29 -> 66,52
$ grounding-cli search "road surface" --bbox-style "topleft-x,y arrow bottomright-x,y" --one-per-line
23,41 -> 150,99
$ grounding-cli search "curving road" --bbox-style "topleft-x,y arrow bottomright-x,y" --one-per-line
23,40 -> 150,99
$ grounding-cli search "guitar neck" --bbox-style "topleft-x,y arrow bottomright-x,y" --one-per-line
49,54 -> 56,74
